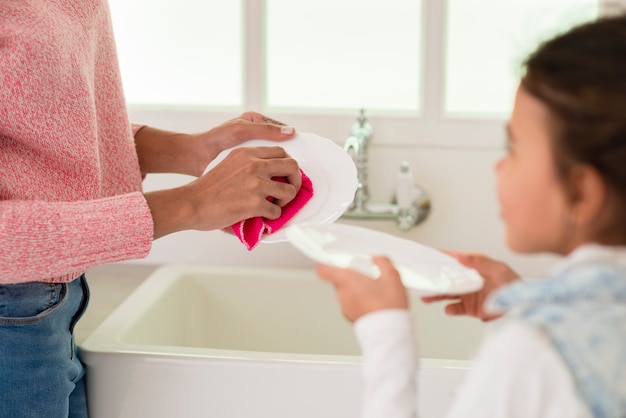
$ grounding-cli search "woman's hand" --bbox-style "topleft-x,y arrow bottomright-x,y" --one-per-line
421,252 -> 520,321
135,112 -> 295,177
317,256 -> 409,323
145,145 -> 301,239
190,111 -> 296,176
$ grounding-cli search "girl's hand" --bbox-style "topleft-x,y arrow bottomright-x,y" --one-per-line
421,252 -> 520,321
317,256 -> 409,323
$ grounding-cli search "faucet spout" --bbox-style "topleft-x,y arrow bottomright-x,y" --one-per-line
345,139 -> 369,211
343,136 -> 360,156
344,109 -> 373,212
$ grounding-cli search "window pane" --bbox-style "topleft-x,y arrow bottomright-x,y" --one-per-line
266,0 -> 422,112
109,0 -> 242,107
444,0 -> 599,117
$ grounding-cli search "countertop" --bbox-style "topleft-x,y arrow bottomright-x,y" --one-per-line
75,263 -> 159,345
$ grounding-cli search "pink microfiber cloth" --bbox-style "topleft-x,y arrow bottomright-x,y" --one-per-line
231,169 -> 314,251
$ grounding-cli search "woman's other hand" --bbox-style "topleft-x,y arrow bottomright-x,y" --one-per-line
135,112 -> 295,178
192,111 -> 296,176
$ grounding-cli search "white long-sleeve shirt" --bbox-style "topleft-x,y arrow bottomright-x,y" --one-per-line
354,245 -> 626,418
355,311 -> 589,418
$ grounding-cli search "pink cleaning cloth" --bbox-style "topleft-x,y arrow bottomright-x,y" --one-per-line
231,169 -> 314,251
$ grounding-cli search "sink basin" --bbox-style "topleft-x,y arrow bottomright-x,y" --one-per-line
80,265 -> 470,418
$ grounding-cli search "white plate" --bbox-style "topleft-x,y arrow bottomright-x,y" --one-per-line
203,132 -> 357,242
286,223 -> 484,295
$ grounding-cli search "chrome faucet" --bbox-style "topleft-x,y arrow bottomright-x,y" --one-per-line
344,109 -> 373,212
342,109 -> 431,230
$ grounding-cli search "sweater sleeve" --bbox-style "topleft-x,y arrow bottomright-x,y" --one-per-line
354,309 -> 419,418
0,2 -> 154,283
132,124 -> 145,137
0,193 -> 153,283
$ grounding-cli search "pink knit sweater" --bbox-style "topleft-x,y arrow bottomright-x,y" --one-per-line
0,1 -> 154,283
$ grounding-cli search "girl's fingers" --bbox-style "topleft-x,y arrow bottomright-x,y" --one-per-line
317,264 -> 349,288
372,256 -> 399,280
445,302 -> 466,316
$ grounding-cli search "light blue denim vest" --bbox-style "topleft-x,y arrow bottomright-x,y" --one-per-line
489,262 -> 626,418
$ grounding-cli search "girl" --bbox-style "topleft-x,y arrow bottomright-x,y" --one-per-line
318,14 -> 626,418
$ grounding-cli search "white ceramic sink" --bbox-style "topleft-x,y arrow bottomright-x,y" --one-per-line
81,265 -> 470,418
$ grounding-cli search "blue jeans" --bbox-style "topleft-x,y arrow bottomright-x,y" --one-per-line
0,275 -> 90,418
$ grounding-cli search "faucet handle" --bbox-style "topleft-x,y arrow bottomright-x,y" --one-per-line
350,108 -> 373,140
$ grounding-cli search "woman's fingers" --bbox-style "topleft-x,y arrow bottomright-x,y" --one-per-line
185,145 -> 303,229
421,294 -> 461,303
240,111 -> 287,127
233,112 -> 296,142
226,146 -> 302,210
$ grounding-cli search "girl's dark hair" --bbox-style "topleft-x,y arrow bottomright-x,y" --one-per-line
521,13 -> 626,242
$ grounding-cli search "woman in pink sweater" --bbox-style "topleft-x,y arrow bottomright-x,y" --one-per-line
0,2 -> 301,417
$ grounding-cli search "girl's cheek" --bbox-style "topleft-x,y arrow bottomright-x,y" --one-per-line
496,172 -> 510,215
495,157 -> 517,218
494,157 -> 509,196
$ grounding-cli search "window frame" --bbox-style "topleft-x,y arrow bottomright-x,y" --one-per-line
125,0 -> 619,150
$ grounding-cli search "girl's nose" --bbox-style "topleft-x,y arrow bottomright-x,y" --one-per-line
495,157 -> 505,174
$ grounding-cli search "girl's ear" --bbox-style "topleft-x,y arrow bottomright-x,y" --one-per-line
569,165 -> 607,228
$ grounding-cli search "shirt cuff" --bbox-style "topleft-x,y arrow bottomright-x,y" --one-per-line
355,309 -> 415,351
